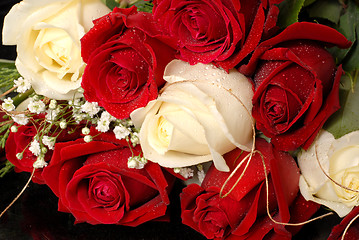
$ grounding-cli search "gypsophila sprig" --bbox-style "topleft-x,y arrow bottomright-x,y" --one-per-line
96,111 -> 116,132
28,97 -> 46,114
174,167 -> 194,179
42,136 -> 56,150
113,124 -> 131,140
29,139 -> 41,156
33,155 -> 48,169
11,113 -> 29,125
14,77 -> 31,93
2,97 -> 15,111
81,101 -> 101,117
127,156 -> 147,169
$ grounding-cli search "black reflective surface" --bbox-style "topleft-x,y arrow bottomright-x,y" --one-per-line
0,172 -> 208,240
0,171 -> 342,240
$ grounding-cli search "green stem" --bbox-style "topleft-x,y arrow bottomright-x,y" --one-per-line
12,88 -> 34,107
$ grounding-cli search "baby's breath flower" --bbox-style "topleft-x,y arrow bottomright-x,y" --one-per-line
12,113 -> 29,125
41,146 -> 48,154
127,156 -> 147,169
73,112 -> 86,123
174,167 -> 194,179
84,135 -> 93,143
16,152 -> 23,160
49,99 -> 57,110
10,125 -> 18,132
28,98 -> 46,114
2,97 -> 15,111
42,136 -> 56,150
59,120 -> 67,129
68,98 -> 81,106
113,125 -> 131,140
96,111 -> 115,133
45,108 -> 61,122
81,127 -> 90,135
81,101 -> 100,117
14,77 -> 31,93
130,132 -> 140,146
33,155 -> 48,169
29,139 -> 41,156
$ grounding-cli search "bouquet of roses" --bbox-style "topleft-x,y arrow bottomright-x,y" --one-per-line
0,0 -> 358,239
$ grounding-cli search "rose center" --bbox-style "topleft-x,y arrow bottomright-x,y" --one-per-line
330,146 -> 359,203
157,116 -> 173,148
91,177 -> 121,205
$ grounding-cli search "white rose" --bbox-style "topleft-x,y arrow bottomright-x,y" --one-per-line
130,60 -> 254,172
298,130 -> 359,217
2,0 -> 110,99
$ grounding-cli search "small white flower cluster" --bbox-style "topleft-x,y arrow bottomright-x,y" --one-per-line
127,156 -> 147,169
14,77 -> 31,93
28,96 -> 46,114
2,97 -> 15,111
6,89 -> 143,171
174,167 -> 194,179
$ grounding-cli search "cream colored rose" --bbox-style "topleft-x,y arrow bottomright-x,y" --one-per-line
298,130 -> 359,217
130,60 -> 254,172
2,0 -> 110,99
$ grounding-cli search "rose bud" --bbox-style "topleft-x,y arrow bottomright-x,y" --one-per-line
41,130 -> 175,225
239,22 -> 351,151
180,138 -> 319,239
152,0 -> 284,71
131,60 -> 254,172
2,0 -> 110,99
81,7 -> 175,119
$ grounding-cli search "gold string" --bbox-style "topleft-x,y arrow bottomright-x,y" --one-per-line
0,168 -> 35,219
341,212 -> 359,240
313,143 -> 359,240
0,86 -> 17,98
258,150 -> 335,227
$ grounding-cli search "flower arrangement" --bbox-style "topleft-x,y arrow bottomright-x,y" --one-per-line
0,0 -> 358,239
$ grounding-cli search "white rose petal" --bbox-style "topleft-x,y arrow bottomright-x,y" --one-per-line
131,60 -> 254,172
3,0 -> 110,100
298,130 -> 359,217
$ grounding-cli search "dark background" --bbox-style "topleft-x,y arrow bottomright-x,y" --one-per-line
0,1 -> 341,239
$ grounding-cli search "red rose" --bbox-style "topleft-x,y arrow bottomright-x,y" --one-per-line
181,138 -> 319,239
41,131 -> 175,226
239,22 -> 352,151
81,7 -> 175,119
5,121 -> 81,184
328,207 -> 359,240
152,0 -> 283,71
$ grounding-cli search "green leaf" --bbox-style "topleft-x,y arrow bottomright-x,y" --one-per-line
307,0 -> 342,24
324,73 -> 359,138
0,160 -> 14,178
343,32 -> 359,72
102,0 -> 120,10
0,60 -> 20,93
327,0 -> 358,68
277,0 -> 306,28
132,0 -> 153,13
